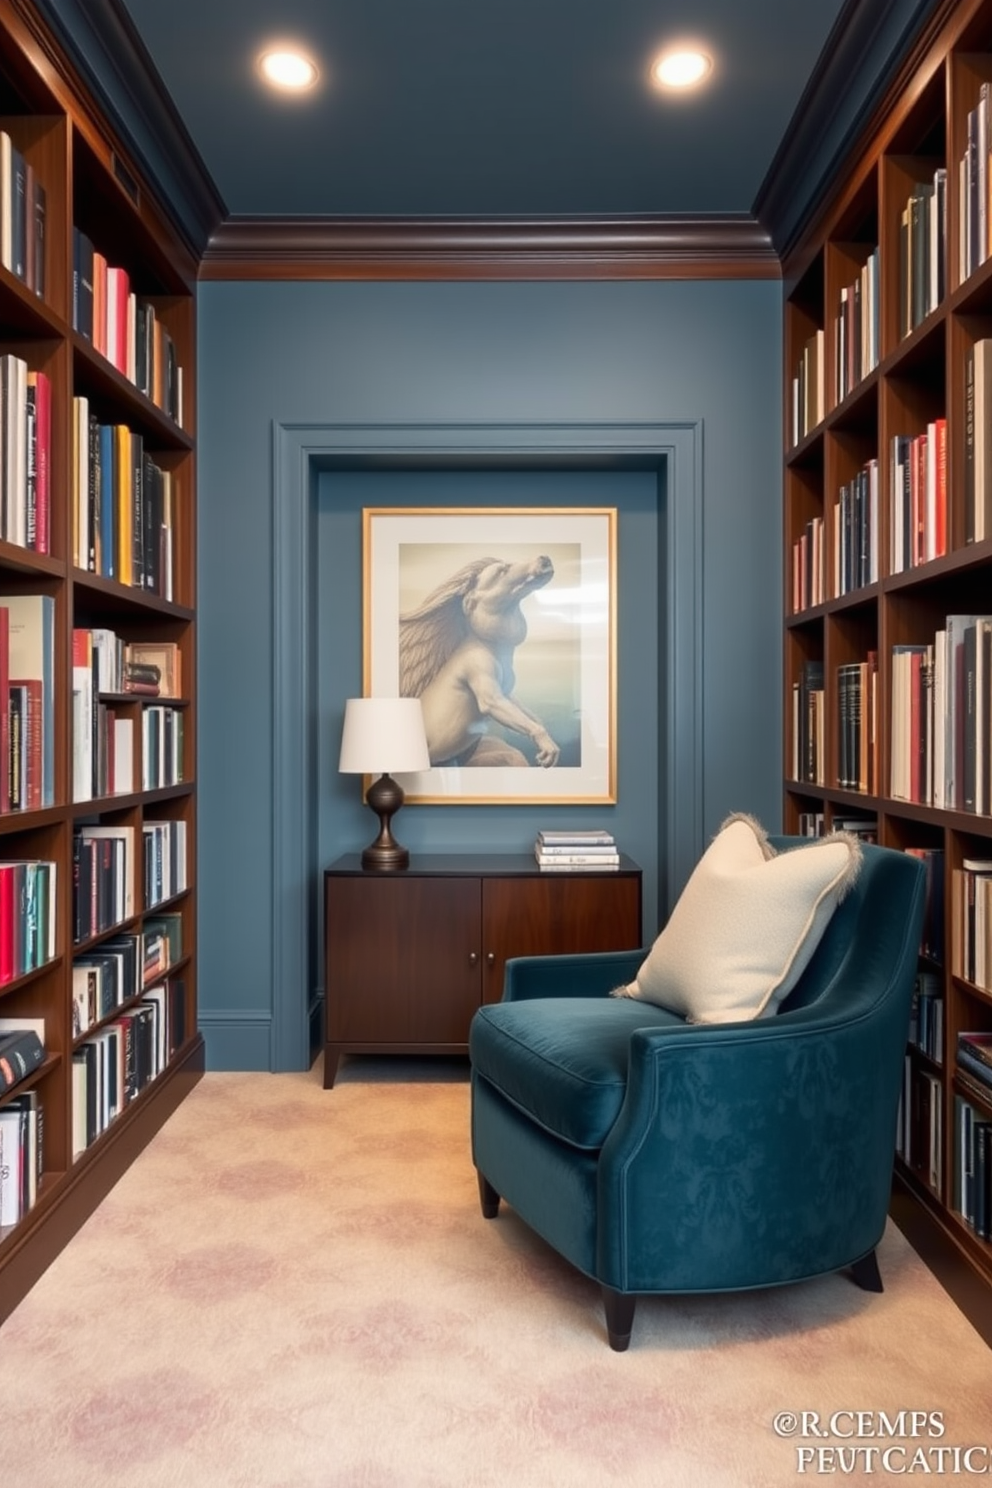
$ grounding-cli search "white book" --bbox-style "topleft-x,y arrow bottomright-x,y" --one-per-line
0,1110 -> 23,1227
113,716 -> 134,794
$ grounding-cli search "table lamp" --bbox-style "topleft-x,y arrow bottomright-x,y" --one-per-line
338,697 -> 431,870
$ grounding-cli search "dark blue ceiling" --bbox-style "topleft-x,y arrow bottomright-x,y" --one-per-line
114,0 -> 851,218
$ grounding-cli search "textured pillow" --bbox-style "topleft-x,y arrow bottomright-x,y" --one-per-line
613,813 -> 862,1023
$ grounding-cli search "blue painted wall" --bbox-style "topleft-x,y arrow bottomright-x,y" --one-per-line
197,279 -> 784,1069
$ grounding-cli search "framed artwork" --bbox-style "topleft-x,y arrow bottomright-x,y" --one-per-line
363,506 -> 617,804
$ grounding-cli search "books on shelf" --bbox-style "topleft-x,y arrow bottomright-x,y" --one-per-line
0,354 -> 51,554
905,847 -> 945,965
960,84 -> 992,283
964,338 -> 992,545
890,615 -> 992,813
0,862 -> 56,985
953,1095 -> 992,1241
72,228 -> 183,426
534,829 -> 619,870
791,514 -> 824,612
791,328 -> 825,445
1,593 -> 55,813
0,130 -> 45,298
835,457 -> 880,596
0,1024 -> 44,1093
951,860 -> 992,992
957,1033 -> 992,1104
71,975 -> 185,1160
835,248 -> 880,402
889,423 -> 947,574
71,396 -> 176,597
899,168 -> 947,340
0,1085 -> 42,1232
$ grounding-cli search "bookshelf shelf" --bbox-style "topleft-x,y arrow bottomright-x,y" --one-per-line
0,0 -> 201,1321
783,0 -> 992,1336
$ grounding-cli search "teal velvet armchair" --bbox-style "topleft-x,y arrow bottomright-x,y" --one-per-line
468,840 -> 926,1350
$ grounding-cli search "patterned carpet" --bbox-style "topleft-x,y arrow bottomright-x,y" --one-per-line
1,1058 -> 989,1488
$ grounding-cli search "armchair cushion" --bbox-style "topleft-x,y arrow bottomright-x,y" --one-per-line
613,813 -> 862,1024
469,996 -> 683,1150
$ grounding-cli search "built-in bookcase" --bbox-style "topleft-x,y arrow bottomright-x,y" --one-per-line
0,0 -> 201,1322
783,0 -> 992,1336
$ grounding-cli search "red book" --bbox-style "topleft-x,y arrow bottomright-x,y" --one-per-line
0,606 -> 8,815
106,266 -> 129,375
934,415 -> 947,559
27,369 -> 50,554
0,863 -> 16,984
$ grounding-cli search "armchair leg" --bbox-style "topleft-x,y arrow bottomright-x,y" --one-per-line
477,1171 -> 500,1218
849,1250 -> 883,1293
601,1287 -> 636,1351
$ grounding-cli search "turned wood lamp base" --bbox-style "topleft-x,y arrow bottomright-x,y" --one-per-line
361,772 -> 410,871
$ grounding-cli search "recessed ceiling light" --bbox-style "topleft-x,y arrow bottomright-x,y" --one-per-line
257,48 -> 319,92
652,49 -> 712,90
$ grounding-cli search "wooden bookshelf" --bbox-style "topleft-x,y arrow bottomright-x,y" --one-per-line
0,0 -> 201,1324
783,0 -> 992,1345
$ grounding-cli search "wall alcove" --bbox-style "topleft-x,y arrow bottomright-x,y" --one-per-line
271,421 -> 704,1070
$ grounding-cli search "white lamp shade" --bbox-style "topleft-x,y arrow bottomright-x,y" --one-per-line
338,697 -> 431,774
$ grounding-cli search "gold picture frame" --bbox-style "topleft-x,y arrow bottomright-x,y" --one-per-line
363,506 -> 617,804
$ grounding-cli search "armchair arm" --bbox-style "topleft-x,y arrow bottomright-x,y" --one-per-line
503,947 -> 647,1002
596,996 -> 907,1294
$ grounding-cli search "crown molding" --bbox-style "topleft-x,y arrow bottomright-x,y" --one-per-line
23,0 -> 225,258
754,0 -> 949,259
199,214 -> 780,282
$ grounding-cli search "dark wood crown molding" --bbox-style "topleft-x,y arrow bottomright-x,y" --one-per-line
22,0 -> 226,258
199,214 -> 780,282
754,0 -> 949,260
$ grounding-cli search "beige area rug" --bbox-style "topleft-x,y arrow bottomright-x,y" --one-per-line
1,1058 -> 990,1488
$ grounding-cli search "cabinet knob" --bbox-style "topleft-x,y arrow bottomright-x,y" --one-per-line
486,952 -> 496,968
468,952 -> 478,967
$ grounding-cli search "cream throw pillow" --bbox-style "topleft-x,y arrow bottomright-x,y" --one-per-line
613,813 -> 862,1023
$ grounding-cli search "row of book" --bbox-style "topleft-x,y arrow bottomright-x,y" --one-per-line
953,1093 -> 992,1242
835,249 -> 880,403
898,1057 -> 942,1193
0,1083 -> 42,1233
890,422 -> 947,573
71,975 -> 186,1160
0,1021 -> 45,1231
959,83 -> 992,284
0,594 -> 54,814
73,820 -> 188,945
790,327 -> 825,446
0,861 -> 56,986
790,514 -> 825,614
908,970 -> 944,1063
899,169 -> 947,341
836,458 -> 880,597
0,354 -> 50,554
890,614 -> 992,814
533,828 -> 619,871
951,860 -> 992,993
0,131 -> 46,298
72,914 -> 183,1040
72,227 -> 183,426
964,338 -> 992,546
72,397 -> 177,597
72,632 -> 182,802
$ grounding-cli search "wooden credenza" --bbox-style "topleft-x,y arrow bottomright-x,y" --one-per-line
323,853 -> 643,1086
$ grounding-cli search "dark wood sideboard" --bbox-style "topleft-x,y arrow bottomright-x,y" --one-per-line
323,853 -> 643,1086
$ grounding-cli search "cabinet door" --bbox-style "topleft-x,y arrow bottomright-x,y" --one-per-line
481,874 -> 642,1003
326,875 -> 481,1044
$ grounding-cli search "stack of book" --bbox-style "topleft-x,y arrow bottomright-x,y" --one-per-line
534,829 -> 619,871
